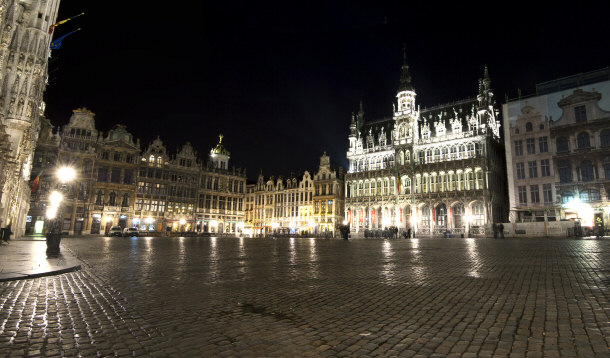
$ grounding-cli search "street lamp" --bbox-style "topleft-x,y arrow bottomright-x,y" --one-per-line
45,166 -> 75,254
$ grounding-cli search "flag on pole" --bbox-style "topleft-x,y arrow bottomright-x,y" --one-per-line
49,12 -> 85,34
31,169 -> 43,192
50,28 -> 81,50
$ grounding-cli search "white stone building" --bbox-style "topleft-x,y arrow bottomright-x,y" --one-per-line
345,56 -> 506,237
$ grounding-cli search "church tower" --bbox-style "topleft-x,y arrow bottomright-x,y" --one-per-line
0,0 -> 61,236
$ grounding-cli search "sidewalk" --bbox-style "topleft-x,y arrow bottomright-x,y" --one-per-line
0,238 -> 81,281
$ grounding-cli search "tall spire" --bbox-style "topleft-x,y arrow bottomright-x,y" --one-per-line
398,44 -> 414,92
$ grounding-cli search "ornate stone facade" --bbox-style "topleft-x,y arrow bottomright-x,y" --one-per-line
28,108 -> 247,236
345,58 -> 506,237
503,68 -> 610,231
0,0 -> 60,237
312,152 -> 344,236
249,171 -> 314,237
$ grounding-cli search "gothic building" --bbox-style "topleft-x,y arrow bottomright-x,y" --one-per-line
345,57 -> 506,237
0,0 -> 60,237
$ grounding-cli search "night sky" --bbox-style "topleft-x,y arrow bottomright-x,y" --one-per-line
44,1 -> 610,180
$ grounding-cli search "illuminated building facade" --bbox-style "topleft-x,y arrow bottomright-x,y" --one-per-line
28,108 -> 247,236
89,123 -> 140,234
251,171 -> 314,236
197,136 -> 246,234
0,0 -> 60,237
312,152 -> 344,236
345,58 -> 506,237
136,137 -> 171,233
504,68 -> 610,228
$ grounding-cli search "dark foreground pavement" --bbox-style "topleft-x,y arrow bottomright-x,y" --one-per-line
1,236 -> 609,357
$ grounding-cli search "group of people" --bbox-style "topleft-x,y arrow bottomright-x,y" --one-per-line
493,223 -> 505,239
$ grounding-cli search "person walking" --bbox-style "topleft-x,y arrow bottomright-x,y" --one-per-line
498,223 -> 504,239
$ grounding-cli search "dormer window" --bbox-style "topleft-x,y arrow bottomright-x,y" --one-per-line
525,122 -> 533,132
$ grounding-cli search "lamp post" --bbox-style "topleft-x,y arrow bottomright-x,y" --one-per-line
45,166 -> 75,254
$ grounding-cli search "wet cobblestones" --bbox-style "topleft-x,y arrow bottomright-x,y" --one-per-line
1,237 -> 610,357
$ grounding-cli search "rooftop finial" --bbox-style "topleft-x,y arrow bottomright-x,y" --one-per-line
218,134 -> 223,143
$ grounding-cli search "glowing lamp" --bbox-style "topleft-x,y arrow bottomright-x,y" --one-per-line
46,206 -> 58,219
49,190 -> 63,206
57,166 -> 76,183
179,218 -> 186,225
145,217 -> 154,224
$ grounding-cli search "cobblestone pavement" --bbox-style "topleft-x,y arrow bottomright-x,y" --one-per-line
1,237 -> 609,357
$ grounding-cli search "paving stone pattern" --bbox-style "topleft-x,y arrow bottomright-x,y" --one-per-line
1,237 -> 609,357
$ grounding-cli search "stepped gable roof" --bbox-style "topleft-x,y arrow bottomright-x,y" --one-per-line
419,98 -> 477,137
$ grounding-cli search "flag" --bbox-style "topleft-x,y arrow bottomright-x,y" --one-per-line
49,12 -> 84,34
50,28 -> 81,50
31,169 -> 43,192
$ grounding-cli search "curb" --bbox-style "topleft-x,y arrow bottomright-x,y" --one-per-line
0,264 -> 82,282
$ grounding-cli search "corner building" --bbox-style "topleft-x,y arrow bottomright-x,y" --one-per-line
345,59 -> 506,237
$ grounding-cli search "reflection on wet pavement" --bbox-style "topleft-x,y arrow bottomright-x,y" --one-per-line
1,236 -> 609,357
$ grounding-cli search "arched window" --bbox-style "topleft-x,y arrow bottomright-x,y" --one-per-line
456,171 -> 464,191
426,149 -> 433,163
601,129 -> 610,147
421,205 -> 430,228
471,202 -> 485,226
450,146 -> 457,160
452,203 -> 464,228
580,160 -> 594,182
436,204 -> 447,227
434,148 -> 441,162
422,174 -> 428,193
448,172 -> 455,191
556,137 -> 569,152
465,171 -> 474,190
418,150 -> 425,164
475,169 -> 484,189
404,176 -> 411,194
525,122 -> 533,132
442,147 -> 449,160
577,132 -> 590,149
405,150 -> 410,162
430,174 -> 437,192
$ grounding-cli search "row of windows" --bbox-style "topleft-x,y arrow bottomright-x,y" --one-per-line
197,195 -> 243,211
556,130 -> 610,153
561,189 -> 602,203
557,160 -> 608,183
94,191 -> 130,207
97,168 -> 134,185
514,136 -> 548,156
515,160 -> 551,179
518,184 -> 553,205
100,151 -> 137,163
256,192 -> 313,205
348,169 -> 485,197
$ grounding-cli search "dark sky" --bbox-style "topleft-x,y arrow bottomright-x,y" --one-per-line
45,1 -> 609,180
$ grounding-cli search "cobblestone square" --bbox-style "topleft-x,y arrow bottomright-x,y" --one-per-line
1,237 -> 609,357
